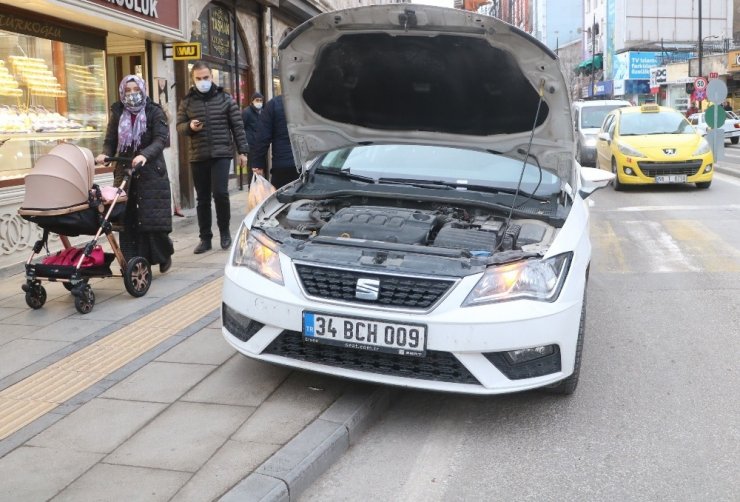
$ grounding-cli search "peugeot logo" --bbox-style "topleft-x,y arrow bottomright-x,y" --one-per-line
663,148 -> 677,155
355,278 -> 380,301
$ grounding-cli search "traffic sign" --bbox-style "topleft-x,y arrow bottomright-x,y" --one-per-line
706,79 -> 728,104
694,77 -> 708,91
705,104 -> 726,128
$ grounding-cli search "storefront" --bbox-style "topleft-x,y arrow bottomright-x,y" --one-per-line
0,0 -> 187,265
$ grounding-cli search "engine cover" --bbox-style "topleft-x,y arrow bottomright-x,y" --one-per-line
318,206 -> 436,244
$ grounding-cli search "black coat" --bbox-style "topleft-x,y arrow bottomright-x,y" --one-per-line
103,99 -> 172,233
251,95 -> 296,170
241,104 -> 261,153
176,85 -> 249,161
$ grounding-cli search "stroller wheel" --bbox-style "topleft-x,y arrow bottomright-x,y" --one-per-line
25,285 -> 47,309
63,282 -> 75,292
124,256 -> 151,298
74,285 -> 95,314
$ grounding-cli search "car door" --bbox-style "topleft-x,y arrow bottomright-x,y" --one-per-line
595,113 -> 615,170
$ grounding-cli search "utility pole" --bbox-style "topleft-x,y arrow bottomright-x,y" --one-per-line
590,15 -> 596,98
698,0 -> 703,77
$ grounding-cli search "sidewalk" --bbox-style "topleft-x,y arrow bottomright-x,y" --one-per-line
0,188 -> 389,501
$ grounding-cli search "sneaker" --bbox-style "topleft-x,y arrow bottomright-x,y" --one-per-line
159,257 -> 172,273
220,233 -> 232,249
193,240 -> 212,254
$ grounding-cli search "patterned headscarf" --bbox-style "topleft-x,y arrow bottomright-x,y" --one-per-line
117,74 -> 148,152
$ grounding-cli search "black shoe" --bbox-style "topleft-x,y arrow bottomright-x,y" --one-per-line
159,257 -> 172,273
193,240 -> 212,254
220,233 -> 232,249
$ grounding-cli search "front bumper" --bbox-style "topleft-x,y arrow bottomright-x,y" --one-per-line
221,257 -> 587,395
614,154 -> 713,185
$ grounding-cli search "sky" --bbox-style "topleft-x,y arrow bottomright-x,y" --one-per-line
411,0 -> 455,7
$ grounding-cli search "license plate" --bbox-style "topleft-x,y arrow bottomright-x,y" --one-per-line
655,174 -> 687,183
303,312 -> 427,357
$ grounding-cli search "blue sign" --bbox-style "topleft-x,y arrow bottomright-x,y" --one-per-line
624,80 -> 651,94
594,80 -> 614,96
613,52 -> 662,80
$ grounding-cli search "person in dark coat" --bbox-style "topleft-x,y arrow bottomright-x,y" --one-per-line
251,95 -> 298,189
176,61 -> 249,254
241,91 -> 263,172
96,74 -> 174,273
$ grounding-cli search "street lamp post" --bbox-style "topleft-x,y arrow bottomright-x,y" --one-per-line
698,0 -> 703,77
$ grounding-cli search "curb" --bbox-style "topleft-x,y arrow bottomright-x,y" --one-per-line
219,386 -> 393,502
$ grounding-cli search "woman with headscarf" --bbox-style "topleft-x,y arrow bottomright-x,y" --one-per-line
96,74 -> 174,274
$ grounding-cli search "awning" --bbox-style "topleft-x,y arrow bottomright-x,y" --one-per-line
576,54 -> 603,71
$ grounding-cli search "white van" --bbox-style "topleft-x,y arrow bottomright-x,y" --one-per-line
573,99 -> 631,166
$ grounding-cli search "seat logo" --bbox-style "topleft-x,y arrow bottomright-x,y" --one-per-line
663,148 -> 677,155
355,278 -> 380,300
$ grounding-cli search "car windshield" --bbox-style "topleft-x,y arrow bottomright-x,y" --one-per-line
581,105 -> 626,128
619,111 -> 694,135
317,144 -> 561,196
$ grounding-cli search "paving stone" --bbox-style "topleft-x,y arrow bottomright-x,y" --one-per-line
0,338 -> 68,380
219,473 -> 288,502
79,295 -> 160,321
0,446 -> 102,501
27,398 -> 167,454
157,328 -> 235,366
233,372 -> 345,445
105,401 -> 255,472
22,318 -> 109,343
172,439 -> 280,502
181,355 -> 290,407
101,361 -> 216,403
1,297 -> 74,326
0,322 -> 37,347
53,463 -> 190,502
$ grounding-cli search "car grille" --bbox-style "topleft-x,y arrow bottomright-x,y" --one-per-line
636,160 -> 703,177
263,330 -> 480,385
294,264 -> 455,309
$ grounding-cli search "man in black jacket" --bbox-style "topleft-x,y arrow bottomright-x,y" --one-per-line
176,61 -> 249,253
251,95 -> 298,189
241,91 -> 263,173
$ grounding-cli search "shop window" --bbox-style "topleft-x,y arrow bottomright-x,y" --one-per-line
0,30 -> 107,183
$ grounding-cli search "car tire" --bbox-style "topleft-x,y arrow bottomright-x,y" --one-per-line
731,137 -> 739,145
696,181 -> 712,189
544,293 -> 586,395
611,158 -> 624,191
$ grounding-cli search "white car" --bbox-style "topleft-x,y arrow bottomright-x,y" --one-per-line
221,5 -> 613,395
688,110 -> 740,144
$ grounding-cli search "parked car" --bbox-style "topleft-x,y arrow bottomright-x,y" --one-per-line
596,104 -> 713,189
221,5 -> 613,395
688,110 -> 740,144
572,99 -> 632,166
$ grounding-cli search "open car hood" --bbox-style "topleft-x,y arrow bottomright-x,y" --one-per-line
278,5 -> 576,184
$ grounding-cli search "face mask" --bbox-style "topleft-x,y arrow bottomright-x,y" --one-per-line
254,102 -> 263,110
195,80 -> 212,93
124,92 -> 143,107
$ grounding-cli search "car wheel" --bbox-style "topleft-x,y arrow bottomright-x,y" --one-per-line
696,181 -> 712,189
731,137 -> 739,145
611,158 -> 624,191
544,293 -> 586,395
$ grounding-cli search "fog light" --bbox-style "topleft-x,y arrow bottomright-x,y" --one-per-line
704,164 -> 712,173
504,345 -> 556,364
624,167 -> 635,176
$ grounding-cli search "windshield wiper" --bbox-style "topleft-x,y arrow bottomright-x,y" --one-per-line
378,177 -> 547,200
314,167 -> 375,183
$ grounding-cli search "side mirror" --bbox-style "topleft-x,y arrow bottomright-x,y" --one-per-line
597,132 -> 610,142
578,167 -> 614,199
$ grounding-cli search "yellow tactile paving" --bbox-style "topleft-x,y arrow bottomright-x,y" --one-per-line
662,219 -> 740,273
0,278 -> 223,441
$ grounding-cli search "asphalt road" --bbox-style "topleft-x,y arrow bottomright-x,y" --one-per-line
299,170 -> 740,500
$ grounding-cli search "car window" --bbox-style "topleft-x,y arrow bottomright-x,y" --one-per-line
601,114 -> 614,134
619,111 -> 694,135
318,145 -> 561,195
607,115 -> 617,136
580,105 -> 624,129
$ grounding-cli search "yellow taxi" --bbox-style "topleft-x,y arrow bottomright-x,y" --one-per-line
595,104 -> 713,189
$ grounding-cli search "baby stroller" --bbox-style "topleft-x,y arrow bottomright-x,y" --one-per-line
18,143 -> 152,314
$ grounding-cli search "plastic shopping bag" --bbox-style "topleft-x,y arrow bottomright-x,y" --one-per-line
247,173 -> 276,213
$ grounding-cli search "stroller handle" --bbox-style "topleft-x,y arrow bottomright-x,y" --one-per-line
103,156 -> 143,172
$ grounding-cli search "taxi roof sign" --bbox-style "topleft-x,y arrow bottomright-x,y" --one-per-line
640,104 -> 660,113
172,42 -> 201,60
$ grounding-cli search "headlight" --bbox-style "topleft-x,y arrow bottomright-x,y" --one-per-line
462,253 -> 572,306
232,225 -> 284,284
617,142 -> 646,158
584,136 -> 597,147
692,138 -> 711,156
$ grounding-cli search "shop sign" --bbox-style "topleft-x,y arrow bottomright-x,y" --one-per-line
0,6 -> 105,50
71,0 -> 180,31
593,80 -> 613,96
172,42 -> 200,60
728,50 -> 740,70
613,79 -> 625,96
209,6 -> 232,60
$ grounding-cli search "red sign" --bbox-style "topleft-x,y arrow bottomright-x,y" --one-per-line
84,0 -> 181,31
709,72 -> 719,79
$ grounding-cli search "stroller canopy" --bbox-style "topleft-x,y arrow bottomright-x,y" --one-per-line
22,144 -> 96,210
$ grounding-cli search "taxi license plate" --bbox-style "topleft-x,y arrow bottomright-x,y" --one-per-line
303,312 -> 427,357
655,174 -> 687,183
